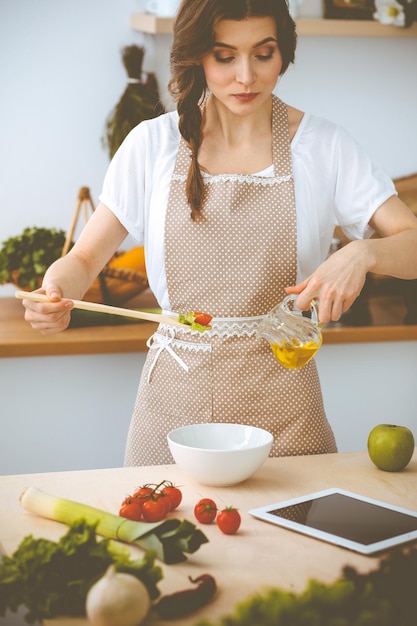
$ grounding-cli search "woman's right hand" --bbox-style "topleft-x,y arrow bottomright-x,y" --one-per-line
22,285 -> 74,335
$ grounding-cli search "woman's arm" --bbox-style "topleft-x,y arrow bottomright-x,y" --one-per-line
286,195 -> 417,324
366,195 -> 417,277
22,204 -> 128,334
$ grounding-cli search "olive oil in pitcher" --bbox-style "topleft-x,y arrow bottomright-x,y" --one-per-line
257,295 -> 322,369
269,337 -> 322,369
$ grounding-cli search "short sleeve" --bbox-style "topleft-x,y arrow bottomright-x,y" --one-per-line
291,114 -> 397,281
99,122 -> 149,243
332,125 -> 397,241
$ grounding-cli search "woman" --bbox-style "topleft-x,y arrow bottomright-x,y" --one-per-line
22,0 -> 417,465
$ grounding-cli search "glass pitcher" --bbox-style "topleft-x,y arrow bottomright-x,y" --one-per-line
257,294 -> 322,369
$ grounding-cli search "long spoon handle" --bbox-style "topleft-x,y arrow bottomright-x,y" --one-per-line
15,290 -> 189,329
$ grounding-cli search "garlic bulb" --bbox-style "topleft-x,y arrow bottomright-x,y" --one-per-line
86,564 -> 151,626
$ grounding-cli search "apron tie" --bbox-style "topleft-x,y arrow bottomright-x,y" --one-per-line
146,330 -> 189,382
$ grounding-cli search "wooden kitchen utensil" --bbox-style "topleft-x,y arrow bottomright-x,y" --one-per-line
15,291 -> 190,329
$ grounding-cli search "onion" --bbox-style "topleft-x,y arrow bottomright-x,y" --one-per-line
86,564 -> 151,626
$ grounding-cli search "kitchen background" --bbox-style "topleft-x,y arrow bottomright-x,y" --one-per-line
0,0 -> 416,476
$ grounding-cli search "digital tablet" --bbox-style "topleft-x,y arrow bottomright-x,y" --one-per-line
249,488 -> 417,555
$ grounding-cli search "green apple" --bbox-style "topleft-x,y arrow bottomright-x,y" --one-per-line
367,424 -> 415,472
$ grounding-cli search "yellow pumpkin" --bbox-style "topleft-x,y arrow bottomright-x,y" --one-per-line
109,246 -> 146,275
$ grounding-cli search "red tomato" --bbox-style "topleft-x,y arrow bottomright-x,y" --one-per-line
193,312 -> 212,327
130,486 -> 153,516
194,498 -> 218,524
158,491 -> 173,515
142,496 -> 167,522
161,485 -> 183,511
133,485 -> 153,500
119,496 -> 142,521
216,507 -> 241,535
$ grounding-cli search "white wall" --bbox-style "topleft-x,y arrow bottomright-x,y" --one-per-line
1,0 -> 416,261
0,352 -> 146,475
1,341 -> 416,475
316,342 -> 417,453
0,0 -> 149,278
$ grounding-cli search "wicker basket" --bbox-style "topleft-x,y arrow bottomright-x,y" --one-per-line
83,251 -> 148,305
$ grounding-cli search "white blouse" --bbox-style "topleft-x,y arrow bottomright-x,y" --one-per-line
99,109 -> 396,311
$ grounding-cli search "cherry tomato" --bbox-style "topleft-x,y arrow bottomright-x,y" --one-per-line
194,498 -> 218,524
133,485 -> 154,500
193,312 -> 212,327
130,485 -> 152,516
142,496 -> 167,522
158,491 -> 174,515
161,485 -> 183,511
119,496 -> 142,521
216,507 -> 241,535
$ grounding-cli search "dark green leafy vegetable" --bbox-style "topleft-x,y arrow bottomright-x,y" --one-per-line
0,226 -> 72,290
0,519 -> 162,624
196,547 -> 417,626
102,45 -> 165,159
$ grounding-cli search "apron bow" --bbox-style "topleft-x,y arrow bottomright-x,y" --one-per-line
146,330 -> 189,382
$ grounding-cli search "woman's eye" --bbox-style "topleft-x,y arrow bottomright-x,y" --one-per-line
256,46 -> 276,61
257,52 -> 274,61
214,54 -> 234,64
212,46 -> 276,64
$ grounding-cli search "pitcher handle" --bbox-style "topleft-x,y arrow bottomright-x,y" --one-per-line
282,294 -> 319,325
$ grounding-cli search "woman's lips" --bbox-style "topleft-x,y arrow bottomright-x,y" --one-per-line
233,93 -> 258,103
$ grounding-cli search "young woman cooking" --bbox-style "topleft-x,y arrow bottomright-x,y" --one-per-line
21,0 -> 417,465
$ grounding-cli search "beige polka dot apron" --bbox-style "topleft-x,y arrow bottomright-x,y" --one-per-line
124,96 -> 337,467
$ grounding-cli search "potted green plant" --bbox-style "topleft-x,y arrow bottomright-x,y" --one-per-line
0,226 -> 71,291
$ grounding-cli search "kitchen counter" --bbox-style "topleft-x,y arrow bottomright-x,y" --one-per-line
0,296 -> 154,357
1,450 -> 416,625
1,296 -> 416,358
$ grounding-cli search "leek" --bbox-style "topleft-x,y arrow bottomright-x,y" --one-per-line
20,486 -> 208,564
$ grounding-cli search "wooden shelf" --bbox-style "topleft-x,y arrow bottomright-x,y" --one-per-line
131,14 -> 417,37
131,12 -> 175,34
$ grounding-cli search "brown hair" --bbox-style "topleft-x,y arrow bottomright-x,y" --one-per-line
168,0 -> 297,220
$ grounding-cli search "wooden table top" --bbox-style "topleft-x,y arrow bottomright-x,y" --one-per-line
1,450 -> 416,625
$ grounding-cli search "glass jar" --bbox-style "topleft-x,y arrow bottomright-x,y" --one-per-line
257,294 -> 322,369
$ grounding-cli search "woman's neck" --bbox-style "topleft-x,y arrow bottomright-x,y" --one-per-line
199,95 -> 274,175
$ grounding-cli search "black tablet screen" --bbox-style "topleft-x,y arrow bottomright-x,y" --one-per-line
270,493 -> 417,545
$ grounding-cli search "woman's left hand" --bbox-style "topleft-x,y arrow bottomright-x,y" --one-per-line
287,195 -> 417,324
285,240 -> 368,324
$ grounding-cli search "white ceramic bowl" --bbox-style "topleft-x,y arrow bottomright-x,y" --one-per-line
167,423 -> 274,486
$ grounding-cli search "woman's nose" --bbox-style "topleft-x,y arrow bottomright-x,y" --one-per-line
236,59 -> 255,86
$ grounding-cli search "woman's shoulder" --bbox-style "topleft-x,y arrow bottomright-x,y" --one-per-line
294,111 -> 342,142
138,109 -> 179,138
292,111 -> 360,158
110,110 -> 180,170
287,105 -> 304,142
122,110 -> 180,148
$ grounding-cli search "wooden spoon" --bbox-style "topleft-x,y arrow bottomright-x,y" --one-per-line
15,290 -> 191,329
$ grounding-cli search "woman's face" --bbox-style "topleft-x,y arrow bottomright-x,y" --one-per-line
201,16 -> 283,116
